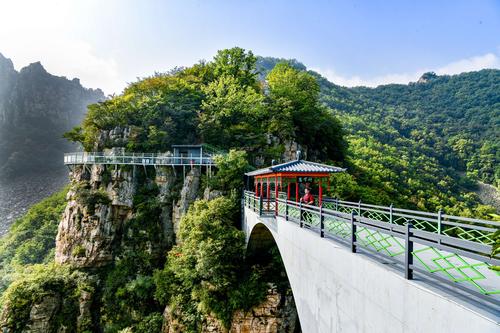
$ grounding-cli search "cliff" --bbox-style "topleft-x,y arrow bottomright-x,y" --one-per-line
0,52 -> 104,179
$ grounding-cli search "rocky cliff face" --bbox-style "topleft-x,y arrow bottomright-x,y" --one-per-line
163,285 -> 299,333
0,52 -> 104,179
55,164 -> 136,268
49,157 -> 299,331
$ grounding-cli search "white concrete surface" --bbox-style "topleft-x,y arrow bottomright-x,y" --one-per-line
243,208 -> 500,333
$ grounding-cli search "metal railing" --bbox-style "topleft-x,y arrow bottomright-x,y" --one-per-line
64,152 -> 215,166
243,191 -> 500,307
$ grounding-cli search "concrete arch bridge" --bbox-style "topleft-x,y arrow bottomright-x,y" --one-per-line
243,191 -> 500,332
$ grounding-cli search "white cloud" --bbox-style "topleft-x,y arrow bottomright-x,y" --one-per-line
315,52 -> 500,88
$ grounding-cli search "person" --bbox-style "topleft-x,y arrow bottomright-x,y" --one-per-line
300,187 -> 315,205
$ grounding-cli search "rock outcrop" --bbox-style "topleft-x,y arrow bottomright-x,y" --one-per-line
162,286 -> 299,333
229,286 -> 298,333
55,164 -> 135,268
172,167 -> 201,239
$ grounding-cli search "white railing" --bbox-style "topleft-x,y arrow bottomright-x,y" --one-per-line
64,152 -> 215,166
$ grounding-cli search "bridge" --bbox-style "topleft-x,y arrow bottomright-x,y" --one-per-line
243,191 -> 500,332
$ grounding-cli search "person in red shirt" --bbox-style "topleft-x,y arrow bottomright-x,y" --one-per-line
300,187 -> 315,205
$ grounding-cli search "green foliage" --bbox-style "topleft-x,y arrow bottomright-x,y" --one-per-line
209,150 -> 253,192
0,263 -> 94,332
135,313 -> 163,333
100,175 -> 165,332
200,75 -> 266,150
62,126 -> 84,143
340,69 -> 500,187
69,48 -> 346,170
212,47 -> 258,88
154,197 -> 267,331
0,188 -> 67,296
267,63 -> 346,161
75,73 -> 203,151
74,182 -> 111,214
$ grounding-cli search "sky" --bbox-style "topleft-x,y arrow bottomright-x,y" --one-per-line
0,0 -> 499,95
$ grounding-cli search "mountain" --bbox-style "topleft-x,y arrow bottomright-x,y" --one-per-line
0,49 -> 498,332
0,53 -> 105,179
257,57 -> 499,214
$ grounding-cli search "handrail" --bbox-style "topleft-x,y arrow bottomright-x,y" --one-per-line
243,191 -> 500,306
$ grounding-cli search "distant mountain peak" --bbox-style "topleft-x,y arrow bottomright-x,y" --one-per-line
20,61 -> 48,75
0,52 -> 15,72
417,72 -> 438,84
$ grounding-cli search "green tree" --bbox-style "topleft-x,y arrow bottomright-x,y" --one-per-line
154,197 -> 266,330
212,47 -> 258,88
267,63 -> 346,161
200,75 -> 265,149
210,150 -> 253,192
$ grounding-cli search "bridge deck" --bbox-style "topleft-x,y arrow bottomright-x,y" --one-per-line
244,191 -> 500,309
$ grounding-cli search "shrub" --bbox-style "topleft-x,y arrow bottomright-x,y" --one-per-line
154,196 -> 267,331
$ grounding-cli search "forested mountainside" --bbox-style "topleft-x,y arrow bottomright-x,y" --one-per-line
0,48 -> 497,333
341,69 -> 499,187
320,69 -> 499,214
0,52 -> 104,179
258,57 -> 499,215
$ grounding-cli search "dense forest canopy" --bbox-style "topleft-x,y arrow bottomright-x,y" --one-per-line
66,48 -> 346,165
64,49 -> 500,218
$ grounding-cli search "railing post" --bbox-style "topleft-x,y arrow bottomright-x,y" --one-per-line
389,204 -> 393,224
299,202 -> 303,228
335,198 -> 338,211
320,204 -> 325,238
405,223 -> 414,280
259,197 -> 263,216
437,209 -> 442,235
358,200 -> 361,216
285,199 -> 289,221
350,211 -> 357,253
275,197 -> 278,216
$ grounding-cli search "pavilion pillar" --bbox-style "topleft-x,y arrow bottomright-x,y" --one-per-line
295,179 -> 299,202
275,176 -> 278,215
267,177 -> 270,210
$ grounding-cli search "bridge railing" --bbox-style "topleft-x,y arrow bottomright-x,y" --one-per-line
64,152 -> 215,166
243,191 -> 500,306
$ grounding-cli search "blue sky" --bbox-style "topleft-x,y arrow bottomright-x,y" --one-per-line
1,0 -> 499,94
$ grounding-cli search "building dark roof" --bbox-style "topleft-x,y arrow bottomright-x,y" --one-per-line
245,159 -> 346,177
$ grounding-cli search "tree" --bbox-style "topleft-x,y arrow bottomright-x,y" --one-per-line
199,75 -> 265,150
212,47 -> 258,88
154,197 -> 265,330
267,63 -> 346,161
210,150 -> 253,192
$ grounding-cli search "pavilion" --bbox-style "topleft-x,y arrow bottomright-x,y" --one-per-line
245,157 -> 345,207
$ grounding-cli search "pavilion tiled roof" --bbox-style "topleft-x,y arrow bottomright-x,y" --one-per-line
245,159 -> 346,177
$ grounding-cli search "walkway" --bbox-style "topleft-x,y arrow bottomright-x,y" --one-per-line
64,152 -> 215,166
244,191 -> 500,307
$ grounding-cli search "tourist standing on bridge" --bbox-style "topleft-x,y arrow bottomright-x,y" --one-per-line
300,187 -> 315,205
